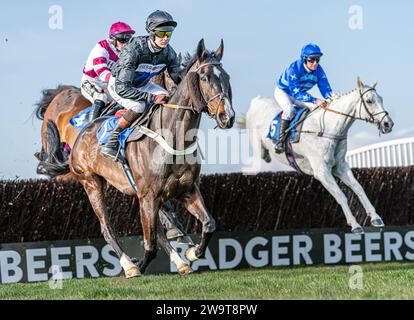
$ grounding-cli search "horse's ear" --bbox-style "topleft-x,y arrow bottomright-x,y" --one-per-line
197,39 -> 206,60
214,39 -> 224,61
357,76 -> 364,89
372,80 -> 378,89
187,72 -> 206,112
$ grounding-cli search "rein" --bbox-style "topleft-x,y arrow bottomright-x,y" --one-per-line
295,87 -> 389,140
319,88 -> 388,124
162,103 -> 194,111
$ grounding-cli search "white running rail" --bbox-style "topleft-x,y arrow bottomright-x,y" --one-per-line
346,137 -> 414,168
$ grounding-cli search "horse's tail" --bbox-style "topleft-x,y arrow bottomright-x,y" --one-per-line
34,85 -> 76,120
36,120 -> 70,177
240,96 -> 281,163
235,96 -> 273,130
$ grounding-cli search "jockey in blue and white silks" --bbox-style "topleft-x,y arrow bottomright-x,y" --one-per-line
273,43 -> 333,153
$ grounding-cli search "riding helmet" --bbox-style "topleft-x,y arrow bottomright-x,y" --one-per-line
145,10 -> 177,33
301,43 -> 323,61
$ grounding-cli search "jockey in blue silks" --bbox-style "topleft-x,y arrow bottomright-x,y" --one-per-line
273,43 -> 333,153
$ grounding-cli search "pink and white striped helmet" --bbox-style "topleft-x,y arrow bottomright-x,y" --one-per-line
109,22 -> 135,37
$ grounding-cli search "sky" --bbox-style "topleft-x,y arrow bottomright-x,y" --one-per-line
1,0 -> 413,179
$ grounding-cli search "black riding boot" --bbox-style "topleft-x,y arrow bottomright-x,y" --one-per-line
101,110 -> 141,161
88,99 -> 106,123
274,119 -> 290,154
100,123 -> 124,161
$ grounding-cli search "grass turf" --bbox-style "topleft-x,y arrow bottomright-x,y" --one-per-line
1,262 -> 414,300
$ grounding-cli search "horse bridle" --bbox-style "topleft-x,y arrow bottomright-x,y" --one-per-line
320,87 -> 389,126
300,87 -> 390,140
161,61 -> 230,122
357,88 -> 389,125
195,61 -> 231,120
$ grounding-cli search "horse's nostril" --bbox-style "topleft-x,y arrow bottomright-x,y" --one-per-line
219,113 -> 228,122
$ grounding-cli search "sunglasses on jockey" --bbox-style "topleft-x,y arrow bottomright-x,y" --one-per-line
112,33 -> 133,43
305,56 -> 321,63
154,30 -> 173,39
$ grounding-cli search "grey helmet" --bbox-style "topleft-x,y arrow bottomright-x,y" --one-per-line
145,10 -> 177,33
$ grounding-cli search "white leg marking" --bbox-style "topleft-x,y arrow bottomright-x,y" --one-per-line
120,253 -> 135,271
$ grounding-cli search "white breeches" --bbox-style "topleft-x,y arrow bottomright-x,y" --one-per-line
80,75 -> 110,104
274,87 -> 316,120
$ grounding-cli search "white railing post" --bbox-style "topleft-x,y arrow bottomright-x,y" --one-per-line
375,148 -> 381,167
381,147 -> 386,167
386,145 -> 391,166
403,143 -> 408,166
392,145 -> 396,166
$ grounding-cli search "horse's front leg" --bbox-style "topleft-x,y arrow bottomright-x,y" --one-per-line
310,161 -> 364,233
333,161 -> 384,227
181,185 -> 216,261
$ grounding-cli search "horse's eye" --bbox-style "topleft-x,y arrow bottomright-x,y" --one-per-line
366,99 -> 373,104
200,74 -> 208,82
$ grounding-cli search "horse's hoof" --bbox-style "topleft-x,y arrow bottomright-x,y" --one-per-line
125,266 -> 141,279
185,245 -> 200,262
371,218 -> 385,228
351,226 -> 365,234
178,264 -> 193,275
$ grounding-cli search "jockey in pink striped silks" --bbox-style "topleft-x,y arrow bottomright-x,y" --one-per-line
80,22 -> 135,122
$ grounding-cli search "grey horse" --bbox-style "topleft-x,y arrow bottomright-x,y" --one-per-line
236,77 -> 394,233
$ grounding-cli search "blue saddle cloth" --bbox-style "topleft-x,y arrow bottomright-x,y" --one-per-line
96,117 -> 134,150
267,106 -> 308,143
69,107 -> 93,131
70,109 -> 134,152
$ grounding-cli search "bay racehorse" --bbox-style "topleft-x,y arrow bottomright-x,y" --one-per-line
40,39 -> 234,277
236,78 -> 393,233
34,59 -> 192,271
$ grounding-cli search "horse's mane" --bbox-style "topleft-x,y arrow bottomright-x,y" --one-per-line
181,52 -> 197,74
331,88 -> 358,100
331,84 -> 377,101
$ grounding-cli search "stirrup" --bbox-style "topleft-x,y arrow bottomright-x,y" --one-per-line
274,143 -> 285,154
274,136 -> 286,154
